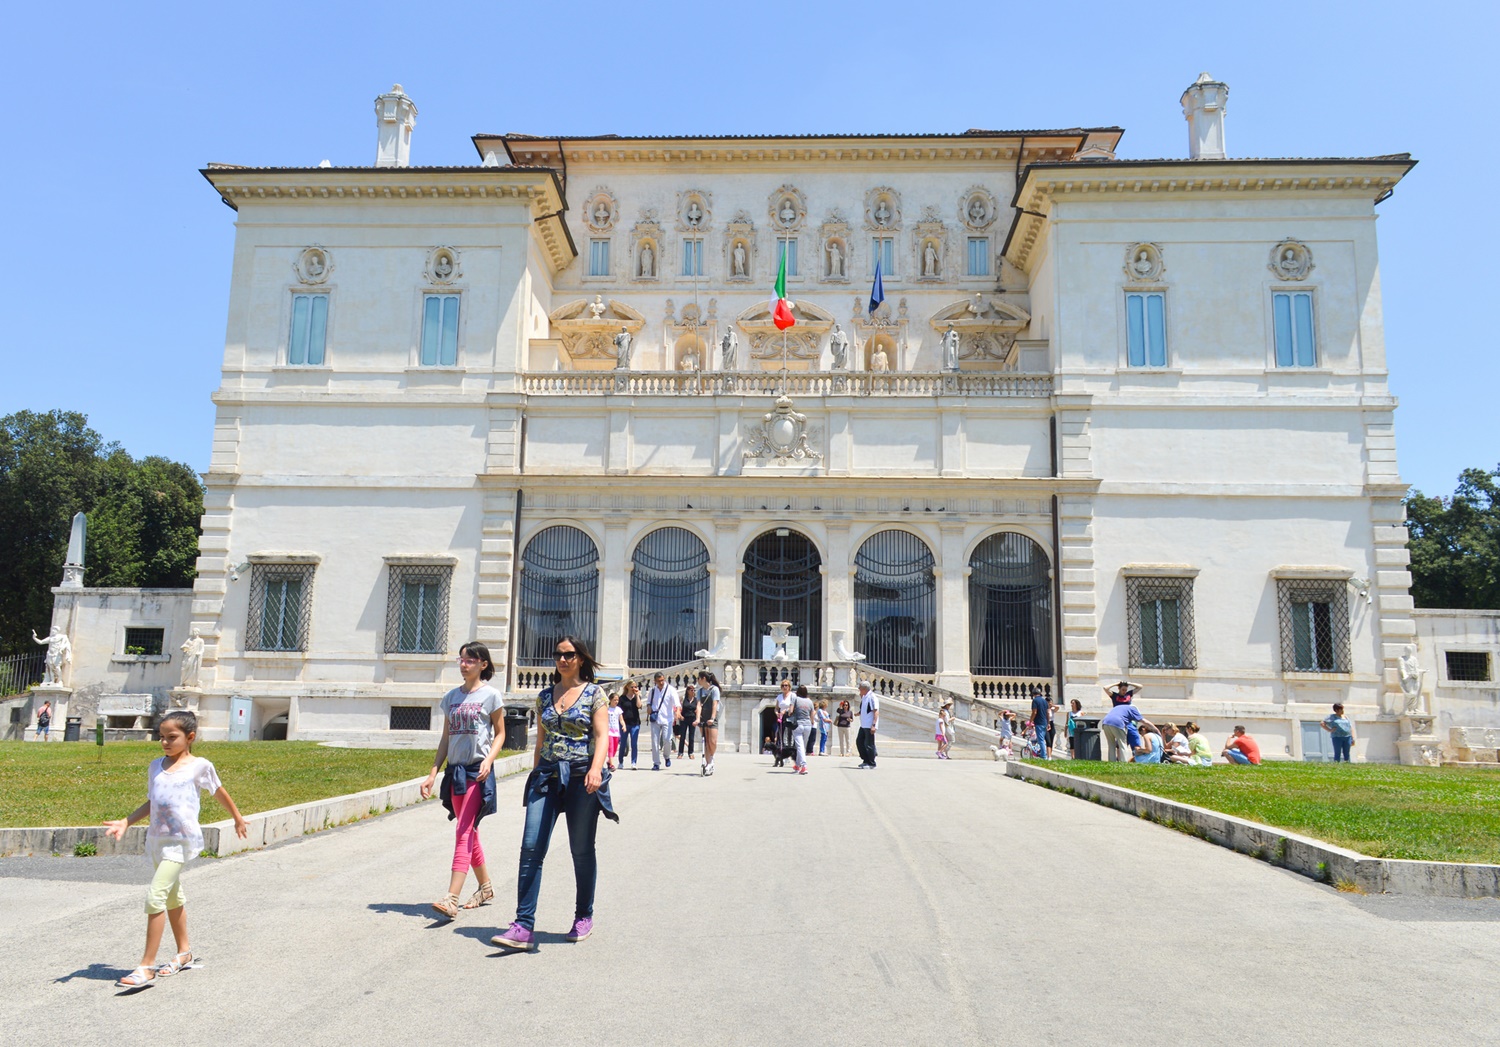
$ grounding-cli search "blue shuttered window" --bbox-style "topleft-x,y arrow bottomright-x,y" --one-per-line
777,238 -> 799,277
1126,292 -> 1167,367
682,239 -> 704,277
420,294 -> 460,366
967,237 -> 990,276
1273,291 -> 1316,366
288,294 -> 328,365
588,239 -> 610,277
872,237 -> 895,276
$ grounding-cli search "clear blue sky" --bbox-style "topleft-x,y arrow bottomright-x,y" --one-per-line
3,1 -> 1494,497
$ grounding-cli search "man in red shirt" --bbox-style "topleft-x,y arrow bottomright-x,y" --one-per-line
1222,725 -> 1262,765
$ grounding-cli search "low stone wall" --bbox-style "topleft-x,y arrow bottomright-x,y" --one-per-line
0,752 -> 531,858
1005,762 -> 1500,899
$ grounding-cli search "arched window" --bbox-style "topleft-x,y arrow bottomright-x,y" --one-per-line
741,530 -> 822,660
968,532 -> 1052,677
854,530 -> 936,675
517,525 -> 599,665
629,527 -> 710,669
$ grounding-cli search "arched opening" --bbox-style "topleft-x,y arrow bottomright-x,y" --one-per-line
854,530 -> 936,676
628,527 -> 710,669
740,530 -> 822,660
968,532 -> 1052,677
864,333 -> 897,372
517,525 -> 599,666
673,333 -> 706,371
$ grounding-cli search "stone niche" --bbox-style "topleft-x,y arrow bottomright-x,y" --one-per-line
549,297 -> 647,370
734,300 -> 834,372
928,295 -> 1032,370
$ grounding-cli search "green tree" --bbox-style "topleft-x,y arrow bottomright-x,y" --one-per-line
1406,465 -> 1500,610
0,411 -> 204,653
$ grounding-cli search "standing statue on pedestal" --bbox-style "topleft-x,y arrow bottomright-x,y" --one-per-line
720,328 -> 739,371
179,627 -> 205,689
613,326 -> 633,369
827,240 -> 844,278
1399,645 -> 1427,713
871,344 -> 890,373
32,626 -> 72,688
942,325 -> 961,371
829,324 -> 850,369
639,242 -> 655,278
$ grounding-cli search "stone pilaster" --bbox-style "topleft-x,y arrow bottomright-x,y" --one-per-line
935,521 -> 971,694
1057,494 -> 1099,706
598,519 -> 629,668
474,492 -> 516,662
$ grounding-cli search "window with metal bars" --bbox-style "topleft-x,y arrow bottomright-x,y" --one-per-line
854,530 -> 936,676
1125,577 -> 1196,670
628,527 -> 710,669
247,563 -> 316,652
389,706 -> 432,731
740,530 -> 822,661
1445,651 -> 1492,682
385,564 -> 452,654
123,627 -> 165,656
1276,578 -> 1350,673
517,525 -> 599,665
967,532 -> 1052,677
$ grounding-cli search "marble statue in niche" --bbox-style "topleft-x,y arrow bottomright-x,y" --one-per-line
871,344 -> 890,372
733,241 -> 748,277
639,242 -> 655,277
924,241 -> 940,277
827,239 -> 845,278
179,627 -> 204,689
680,344 -> 700,371
942,325 -> 960,371
613,326 -> 633,369
721,328 -> 739,371
829,324 -> 850,369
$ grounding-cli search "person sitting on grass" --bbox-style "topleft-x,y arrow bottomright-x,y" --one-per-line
1222,725 -> 1263,765
1132,723 -> 1165,764
1183,722 -> 1214,767
1163,723 -> 1192,764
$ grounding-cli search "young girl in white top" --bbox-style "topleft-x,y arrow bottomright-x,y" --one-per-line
606,693 -> 623,770
104,710 -> 248,987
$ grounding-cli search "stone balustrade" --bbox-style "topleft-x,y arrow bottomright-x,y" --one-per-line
521,371 -> 1052,398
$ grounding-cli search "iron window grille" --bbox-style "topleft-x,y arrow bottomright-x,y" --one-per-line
1125,577 -> 1196,670
388,705 -> 433,731
740,529 -> 823,661
385,564 -> 452,654
1276,578 -> 1350,673
517,525 -> 600,665
1445,651 -> 1492,682
123,627 -> 165,656
247,562 -> 316,652
967,532 -> 1053,677
854,530 -> 937,676
629,527 -> 710,669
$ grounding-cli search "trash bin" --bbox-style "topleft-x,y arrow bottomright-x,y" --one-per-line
503,707 -> 530,751
63,716 -> 82,742
1073,719 -> 1102,761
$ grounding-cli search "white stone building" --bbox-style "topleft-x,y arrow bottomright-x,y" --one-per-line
39,78 -> 1478,762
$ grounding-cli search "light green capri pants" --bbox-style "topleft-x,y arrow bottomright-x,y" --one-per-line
145,858 -> 186,914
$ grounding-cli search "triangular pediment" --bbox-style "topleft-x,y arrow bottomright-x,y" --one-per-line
930,295 -> 1030,329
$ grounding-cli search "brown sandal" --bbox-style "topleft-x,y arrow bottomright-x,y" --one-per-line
432,892 -> 461,919
461,882 -> 494,909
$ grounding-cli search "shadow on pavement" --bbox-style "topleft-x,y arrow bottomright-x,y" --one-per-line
56,963 -> 132,984
366,901 -> 451,926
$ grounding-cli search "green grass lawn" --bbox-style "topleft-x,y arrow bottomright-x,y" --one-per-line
0,741 -> 520,828
1038,760 -> 1500,865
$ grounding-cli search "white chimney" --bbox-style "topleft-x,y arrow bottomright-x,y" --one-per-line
1180,72 -> 1228,160
374,84 -> 417,167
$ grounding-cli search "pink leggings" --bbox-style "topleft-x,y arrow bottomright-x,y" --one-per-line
451,783 -> 487,873
608,734 -> 620,761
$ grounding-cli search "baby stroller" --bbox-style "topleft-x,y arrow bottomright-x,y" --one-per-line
772,714 -> 798,767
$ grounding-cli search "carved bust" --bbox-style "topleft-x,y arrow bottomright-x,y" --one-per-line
1123,242 -> 1165,282
968,198 -> 988,224
779,198 -> 797,225
685,201 -> 704,226
434,253 -> 453,279
1269,239 -> 1314,280
874,199 -> 891,226
589,295 -> 607,319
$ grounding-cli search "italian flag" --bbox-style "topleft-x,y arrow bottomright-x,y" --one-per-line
770,244 -> 796,330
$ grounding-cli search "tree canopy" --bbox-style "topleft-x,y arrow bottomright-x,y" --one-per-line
1406,465 -> 1500,610
0,411 -> 203,654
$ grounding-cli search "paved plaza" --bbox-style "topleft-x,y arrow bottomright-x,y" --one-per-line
3,754 -> 1500,1046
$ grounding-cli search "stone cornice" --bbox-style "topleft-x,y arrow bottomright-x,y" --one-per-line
1002,156 -> 1416,271
200,166 -> 575,272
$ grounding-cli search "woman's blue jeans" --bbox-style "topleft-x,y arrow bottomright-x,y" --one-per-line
514,768 -> 601,930
620,725 -> 640,765
1331,735 -> 1352,762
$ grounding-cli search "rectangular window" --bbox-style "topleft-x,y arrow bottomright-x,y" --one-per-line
967,238 -> 990,277
1125,576 -> 1196,669
588,239 -> 610,277
1273,291 -> 1316,366
247,563 -> 316,652
123,627 -> 165,656
389,706 -> 433,731
420,294 -> 460,366
1446,651 -> 1492,682
777,238 -> 799,277
681,239 -> 704,277
288,294 -> 328,365
1125,292 -> 1167,367
385,564 -> 453,654
1276,578 -> 1350,673
872,237 -> 895,276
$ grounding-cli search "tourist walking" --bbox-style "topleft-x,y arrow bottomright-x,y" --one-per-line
606,693 -> 623,771
792,685 -> 815,775
35,700 -> 51,741
1321,703 -> 1354,762
935,702 -> 953,759
1029,687 -> 1052,759
834,699 -> 853,756
1066,699 -> 1083,757
855,681 -> 881,768
647,672 -> 679,770
492,636 -> 616,951
618,680 -> 642,769
102,710 -> 248,986
815,699 -> 831,755
420,641 -> 505,918
677,683 -> 699,759
696,670 -> 721,776
772,679 -> 796,767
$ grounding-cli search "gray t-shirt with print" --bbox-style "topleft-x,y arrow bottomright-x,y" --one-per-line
441,684 -> 503,766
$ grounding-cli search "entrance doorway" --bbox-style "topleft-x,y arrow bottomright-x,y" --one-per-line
740,530 -> 822,660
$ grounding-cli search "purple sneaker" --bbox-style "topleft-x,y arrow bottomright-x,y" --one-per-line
491,922 -> 534,950
566,917 -> 593,942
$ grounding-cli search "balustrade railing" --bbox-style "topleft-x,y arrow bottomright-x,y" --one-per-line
521,371 -> 1052,398
0,651 -> 45,697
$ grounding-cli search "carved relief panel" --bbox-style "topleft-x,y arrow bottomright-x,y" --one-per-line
864,187 -> 902,231
1123,242 -> 1166,283
549,297 -> 647,369
294,245 -> 332,285
769,185 -> 807,232
424,246 -> 462,285
677,190 -> 712,231
630,209 -> 662,283
724,211 -> 756,283
928,295 -> 1032,369
819,210 -> 852,284
1268,238 -> 1314,280
960,186 -> 996,231
583,188 -> 618,233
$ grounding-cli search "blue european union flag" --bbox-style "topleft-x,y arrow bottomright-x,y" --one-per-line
868,258 -> 885,314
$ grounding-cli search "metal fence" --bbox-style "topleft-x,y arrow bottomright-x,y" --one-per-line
0,651 -> 46,697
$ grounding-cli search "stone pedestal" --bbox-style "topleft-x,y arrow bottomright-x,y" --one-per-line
168,687 -> 202,713
28,685 -> 72,740
1395,714 -> 1442,766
